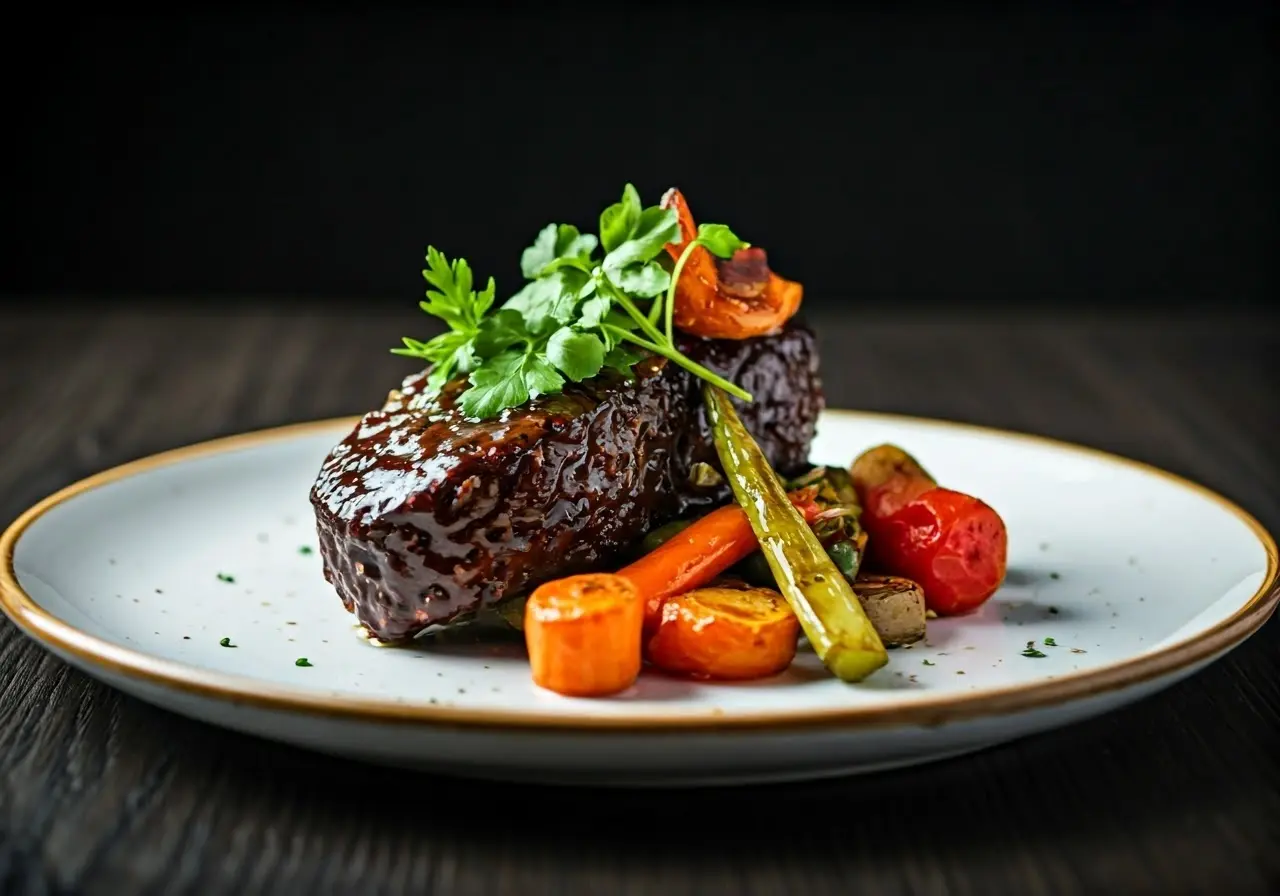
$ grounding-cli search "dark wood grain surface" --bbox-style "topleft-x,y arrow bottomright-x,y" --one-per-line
1,303 -> 1277,896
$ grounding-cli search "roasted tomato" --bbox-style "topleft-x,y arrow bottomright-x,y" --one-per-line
661,188 -> 803,339
851,444 -> 1008,615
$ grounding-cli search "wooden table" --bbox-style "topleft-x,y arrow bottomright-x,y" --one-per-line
2,303 -> 1277,895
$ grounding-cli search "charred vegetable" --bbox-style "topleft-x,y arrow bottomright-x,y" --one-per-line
734,465 -> 868,587
851,574 -> 927,647
788,465 -> 868,575
705,386 -> 887,682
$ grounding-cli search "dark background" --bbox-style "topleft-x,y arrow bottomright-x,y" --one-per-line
9,4 -> 1276,312
3,8 -> 1280,894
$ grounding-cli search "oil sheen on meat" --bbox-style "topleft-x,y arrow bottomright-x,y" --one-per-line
310,323 -> 824,642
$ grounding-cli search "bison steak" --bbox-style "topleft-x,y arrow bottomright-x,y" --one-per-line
310,322 -> 824,642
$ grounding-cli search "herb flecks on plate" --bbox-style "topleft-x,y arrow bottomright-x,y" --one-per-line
393,184 -> 752,420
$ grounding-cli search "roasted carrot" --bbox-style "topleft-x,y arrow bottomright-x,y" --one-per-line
646,585 -> 801,680
620,489 -> 823,633
523,573 -> 643,697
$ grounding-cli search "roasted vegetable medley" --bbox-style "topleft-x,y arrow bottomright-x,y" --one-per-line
324,183 -> 1009,697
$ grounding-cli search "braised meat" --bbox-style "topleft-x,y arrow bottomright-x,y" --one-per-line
310,322 -> 823,642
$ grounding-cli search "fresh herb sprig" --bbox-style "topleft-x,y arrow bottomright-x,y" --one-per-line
393,184 -> 753,420
390,247 -> 496,394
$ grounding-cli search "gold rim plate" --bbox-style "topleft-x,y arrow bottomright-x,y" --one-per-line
1,412 -> 1276,734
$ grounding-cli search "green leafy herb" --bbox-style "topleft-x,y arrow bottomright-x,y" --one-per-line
391,246 -> 497,391
614,261 -> 670,298
602,343 -> 644,377
922,659 -> 936,666
598,184 -> 642,253
219,637 -> 235,648
216,572 -> 235,584
521,224 -> 599,279
1043,637 -> 1058,647
1021,643 -> 1047,658
545,327 -> 606,382
295,657 -> 313,667
298,545 -> 313,556
394,183 -> 755,420
1049,571 -> 1061,580
459,351 -> 538,418
602,205 -> 682,274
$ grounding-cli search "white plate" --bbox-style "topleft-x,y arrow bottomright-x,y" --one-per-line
2,412 -> 1276,787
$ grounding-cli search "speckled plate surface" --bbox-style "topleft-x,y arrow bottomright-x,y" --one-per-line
2,412 -> 1276,786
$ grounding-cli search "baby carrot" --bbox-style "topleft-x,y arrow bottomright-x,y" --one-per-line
620,490 -> 822,633
523,573 -> 643,697
646,585 -> 801,680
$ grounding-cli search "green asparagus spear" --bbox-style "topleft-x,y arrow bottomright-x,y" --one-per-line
704,386 -> 888,682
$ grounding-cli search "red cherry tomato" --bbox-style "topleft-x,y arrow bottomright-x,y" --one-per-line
862,486 -> 1008,616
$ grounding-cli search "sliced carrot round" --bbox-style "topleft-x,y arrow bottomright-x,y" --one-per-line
645,585 -> 800,681
524,573 -> 643,697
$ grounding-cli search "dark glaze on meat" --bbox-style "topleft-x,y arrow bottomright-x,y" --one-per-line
310,322 -> 823,642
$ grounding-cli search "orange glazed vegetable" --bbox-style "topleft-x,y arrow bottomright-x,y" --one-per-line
660,188 -> 803,340
523,574 -> 643,697
620,489 -> 823,633
646,585 -> 801,680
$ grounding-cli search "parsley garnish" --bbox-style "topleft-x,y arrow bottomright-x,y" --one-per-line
922,659 -> 935,666
1021,641 -> 1047,658
295,657 -> 312,667
219,637 -> 235,648
391,246 -> 496,394
298,545 -> 313,556
216,572 -> 235,583
394,184 -> 754,420
1043,637 -> 1058,647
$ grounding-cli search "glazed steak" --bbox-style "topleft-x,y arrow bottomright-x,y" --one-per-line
310,323 -> 824,642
